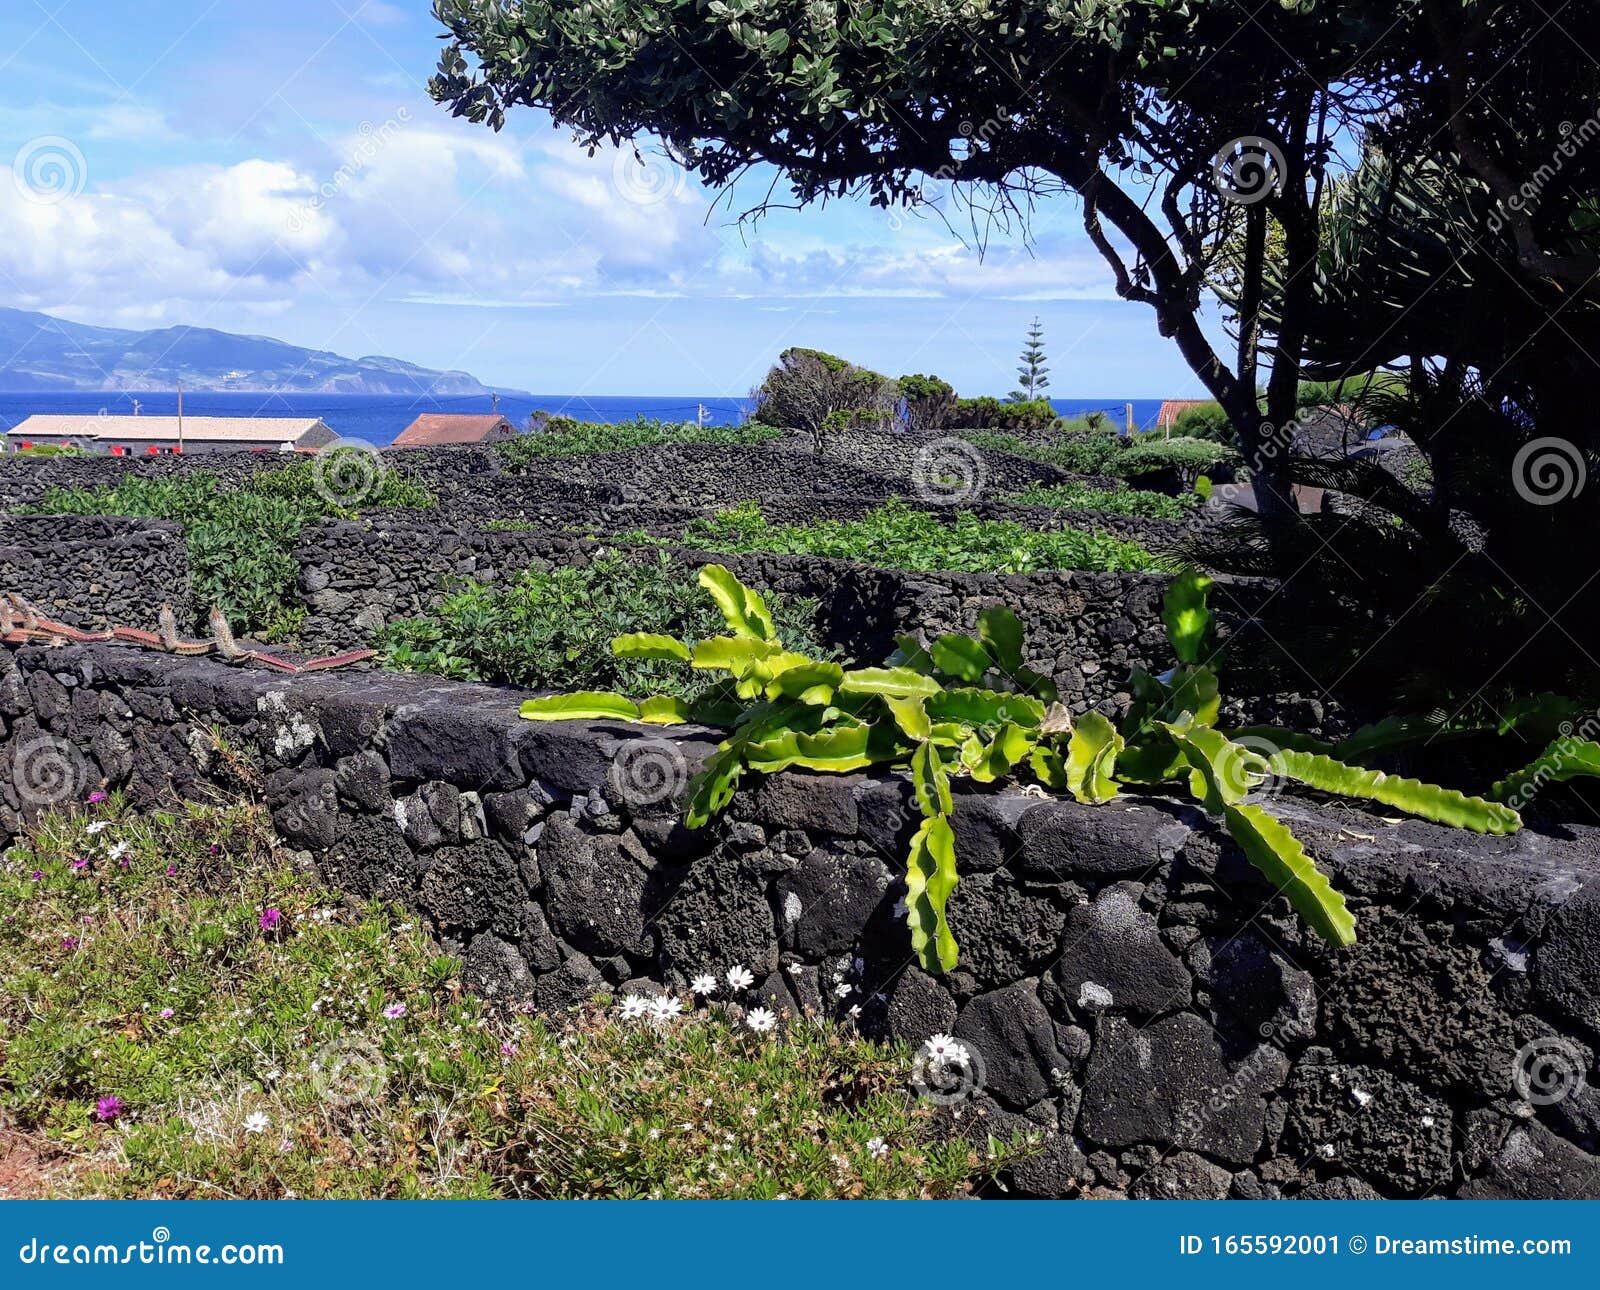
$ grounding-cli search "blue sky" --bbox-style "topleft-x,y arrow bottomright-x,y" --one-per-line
0,0 -> 1221,397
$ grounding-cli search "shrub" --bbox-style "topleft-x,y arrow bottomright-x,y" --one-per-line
949,396 -> 1056,431
1119,436 -> 1240,488
967,429 -> 1124,476
898,373 -> 957,435
381,548 -> 834,698
969,429 -> 1237,487
1171,401 -> 1235,445
30,457 -> 432,641
497,418 -> 783,469
0,799 -> 1029,1199
1009,481 -> 1197,519
679,497 -> 1167,575
753,348 -> 898,453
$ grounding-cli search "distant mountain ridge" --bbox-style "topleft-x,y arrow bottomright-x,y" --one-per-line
0,308 -> 507,396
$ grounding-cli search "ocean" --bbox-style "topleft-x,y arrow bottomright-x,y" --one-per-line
0,391 -> 1170,446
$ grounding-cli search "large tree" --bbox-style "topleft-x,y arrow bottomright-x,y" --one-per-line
430,0 -> 1430,517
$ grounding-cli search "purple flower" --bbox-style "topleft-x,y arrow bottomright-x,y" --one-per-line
499,1041 -> 519,1058
208,844 -> 221,855
158,1008 -> 175,1020
382,1003 -> 406,1020
165,865 -> 177,878
70,858 -> 89,872
258,908 -> 282,933
87,790 -> 107,804
94,1095 -> 125,1122
61,935 -> 79,950
118,858 -> 131,870
29,870 -> 43,882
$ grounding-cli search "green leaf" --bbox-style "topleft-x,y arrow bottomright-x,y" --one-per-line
838,667 -> 942,698
636,695 -> 691,724
905,814 -> 960,972
519,692 -> 640,722
883,694 -> 932,741
1228,725 -> 1336,756
976,606 -> 1024,673
1271,748 -> 1521,834
685,747 -> 742,827
911,740 -> 953,816
691,636 -> 778,674
1166,664 -> 1221,727
1029,743 -> 1068,792
930,633 -> 992,682
1065,710 -> 1124,804
763,660 -> 843,703
1223,802 -> 1357,947
1162,568 -> 1214,666
969,721 -> 1035,783
1492,737 -> 1600,804
743,724 -> 877,774
924,688 -> 1046,729
610,632 -> 692,662
698,564 -> 777,641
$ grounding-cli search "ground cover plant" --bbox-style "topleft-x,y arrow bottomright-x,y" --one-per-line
29,457 -> 432,641
496,418 -> 783,469
380,547 -> 832,699
1009,481 -> 1198,520
970,430 -> 1238,487
677,498 -> 1166,575
0,798 -> 1028,1200
522,567 -> 1521,973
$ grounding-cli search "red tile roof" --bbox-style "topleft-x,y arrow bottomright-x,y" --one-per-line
1155,399 -> 1213,429
392,413 -> 514,447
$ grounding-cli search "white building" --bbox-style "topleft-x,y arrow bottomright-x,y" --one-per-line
5,415 -> 339,456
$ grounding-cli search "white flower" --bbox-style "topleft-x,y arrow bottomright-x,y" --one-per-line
85,821 -> 110,836
649,995 -> 684,1024
107,841 -> 130,861
726,965 -> 754,991
242,1111 -> 270,1135
688,974 -> 718,997
619,994 -> 652,1020
745,1007 -> 777,1034
923,1033 -> 970,1066
866,1136 -> 888,1159
834,982 -> 853,998
847,1004 -> 862,1020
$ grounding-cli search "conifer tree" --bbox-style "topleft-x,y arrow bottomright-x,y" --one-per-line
1009,317 -> 1050,402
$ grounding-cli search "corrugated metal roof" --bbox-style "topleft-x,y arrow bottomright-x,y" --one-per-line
6,414 -> 331,443
392,413 -> 514,446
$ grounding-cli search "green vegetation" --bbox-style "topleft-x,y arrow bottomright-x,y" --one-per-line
524,566 -> 1525,972
971,430 -> 1238,486
381,548 -> 833,699
31,455 -> 432,641
754,348 -> 898,452
949,397 -> 1056,432
8,444 -> 83,458
1009,317 -> 1050,403
497,418 -> 784,469
1009,482 -> 1198,520
0,799 -> 1023,1199
679,498 -> 1165,575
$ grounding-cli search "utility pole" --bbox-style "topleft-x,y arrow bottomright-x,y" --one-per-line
491,391 -> 500,415
697,402 -> 707,428
1126,402 -> 1135,436
177,382 -> 185,454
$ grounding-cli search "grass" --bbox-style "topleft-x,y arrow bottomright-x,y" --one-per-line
0,798 -> 1031,1199
1009,481 -> 1199,520
496,418 -> 784,468
677,497 -> 1168,575
27,455 -> 432,641
379,548 -> 836,696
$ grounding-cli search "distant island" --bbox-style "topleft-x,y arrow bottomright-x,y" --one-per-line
0,307 -> 508,397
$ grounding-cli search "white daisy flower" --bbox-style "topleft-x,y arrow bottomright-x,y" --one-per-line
619,994 -> 652,1020
242,1111 -> 270,1135
649,995 -> 684,1024
866,1136 -> 888,1159
107,841 -> 130,861
85,821 -> 110,836
923,1033 -> 970,1066
688,974 -> 718,997
834,982 -> 853,998
726,965 -> 755,991
745,1007 -> 777,1034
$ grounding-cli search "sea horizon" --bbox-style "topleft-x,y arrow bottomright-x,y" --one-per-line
0,389 -> 1178,446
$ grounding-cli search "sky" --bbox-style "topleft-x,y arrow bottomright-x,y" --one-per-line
0,0 -> 1223,398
